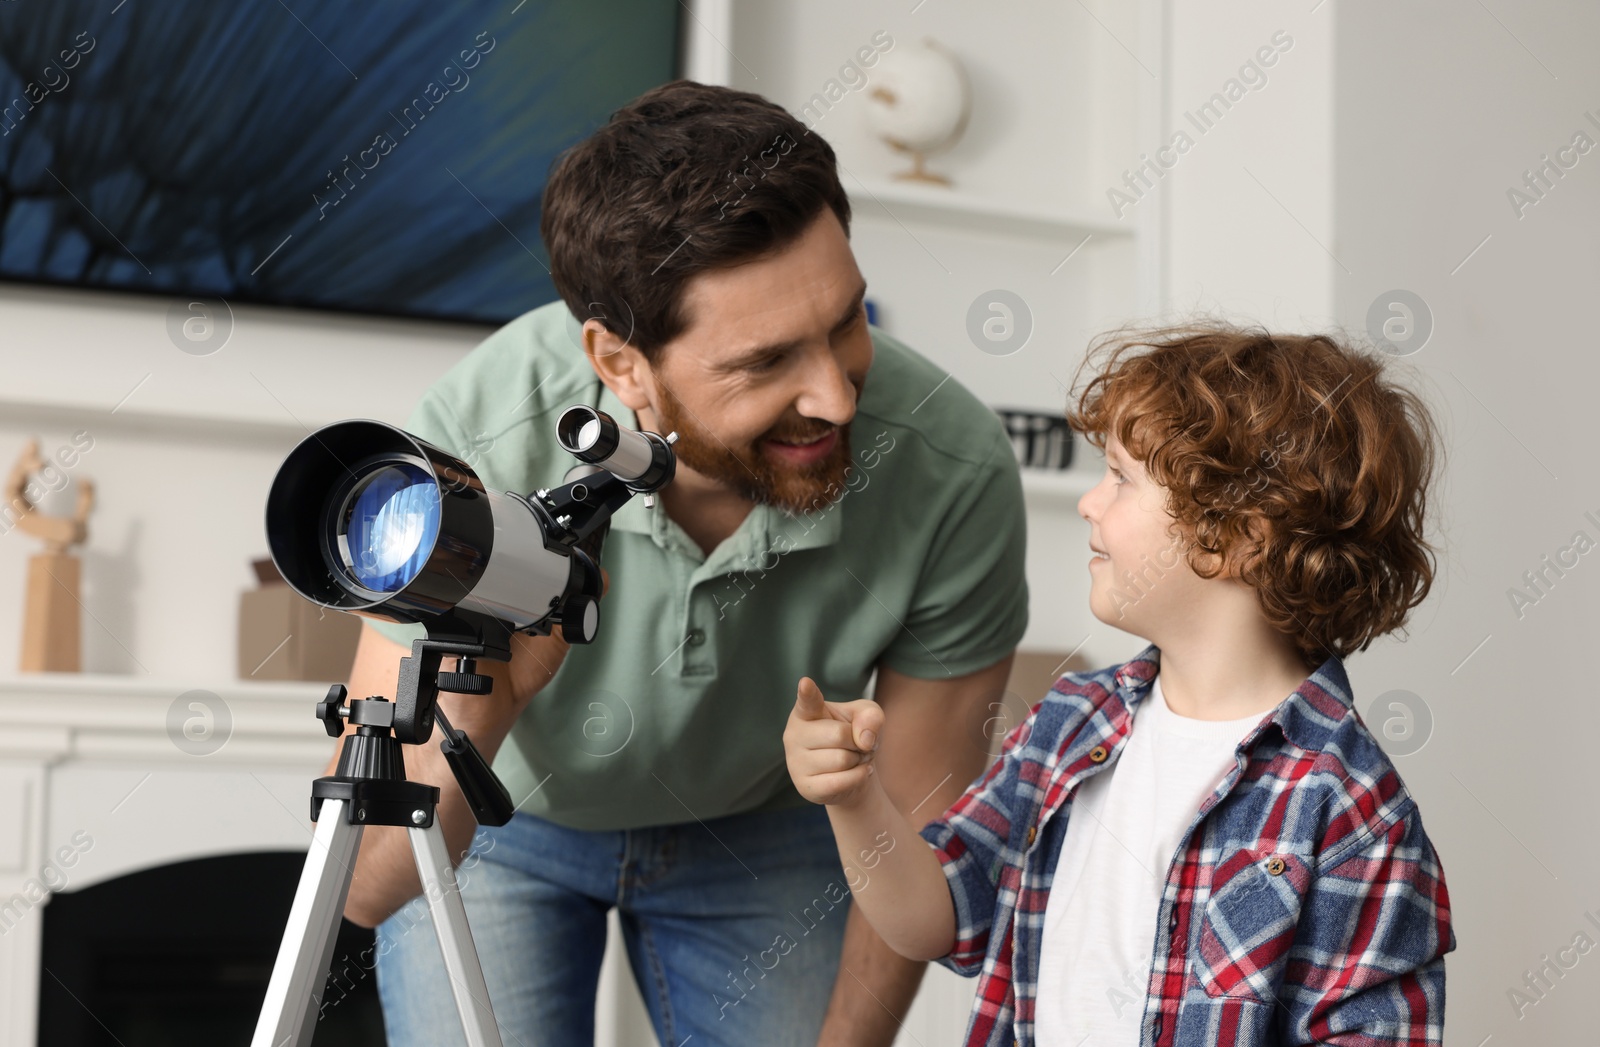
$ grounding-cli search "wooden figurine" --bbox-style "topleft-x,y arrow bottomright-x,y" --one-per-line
6,439 -> 95,672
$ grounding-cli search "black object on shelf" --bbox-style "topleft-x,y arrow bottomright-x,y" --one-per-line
995,408 -> 1075,470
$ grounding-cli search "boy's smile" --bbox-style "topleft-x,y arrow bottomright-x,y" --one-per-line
1077,431 -> 1205,635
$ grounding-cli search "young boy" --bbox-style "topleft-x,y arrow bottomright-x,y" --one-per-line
784,322 -> 1455,1046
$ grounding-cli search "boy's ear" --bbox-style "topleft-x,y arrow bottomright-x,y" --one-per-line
583,320 -> 654,413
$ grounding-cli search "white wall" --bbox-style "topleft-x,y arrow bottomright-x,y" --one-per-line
1334,2 -> 1600,1044
1162,1 -> 1336,326
0,285 -> 483,681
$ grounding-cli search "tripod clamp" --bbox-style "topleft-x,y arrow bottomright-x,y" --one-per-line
309,636 -> 516,832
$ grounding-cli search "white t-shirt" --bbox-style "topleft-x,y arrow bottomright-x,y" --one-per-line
1034,674 -> 1263,1047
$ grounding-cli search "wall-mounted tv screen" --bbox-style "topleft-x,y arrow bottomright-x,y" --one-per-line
0,2 -> 681,325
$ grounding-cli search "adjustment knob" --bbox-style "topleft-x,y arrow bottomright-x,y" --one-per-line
316,684 -> 348,737
559,594 -> 599,644
437,672 -> 493,695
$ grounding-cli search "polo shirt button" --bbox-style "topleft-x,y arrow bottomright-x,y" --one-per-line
686,629 -> 706,647
1025,826 -> 1037,846
1266,856 -> 1286,876
1089,745 -> 1108,763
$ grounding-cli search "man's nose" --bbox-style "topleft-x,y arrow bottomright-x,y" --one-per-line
795,345 -> 859,427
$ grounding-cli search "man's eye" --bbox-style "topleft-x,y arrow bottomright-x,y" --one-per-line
749,353 -> 786,373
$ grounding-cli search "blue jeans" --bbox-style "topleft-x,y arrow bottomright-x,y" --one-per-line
373,803 -> 853,1047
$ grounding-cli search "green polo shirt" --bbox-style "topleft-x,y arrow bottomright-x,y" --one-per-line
368,301 -> 1028,831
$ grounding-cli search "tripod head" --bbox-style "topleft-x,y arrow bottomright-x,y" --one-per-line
313,633 -> 517,827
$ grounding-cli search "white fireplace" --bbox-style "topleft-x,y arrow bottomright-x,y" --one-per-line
0,673 -> 332,1045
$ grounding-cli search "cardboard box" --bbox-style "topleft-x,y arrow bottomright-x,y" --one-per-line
238,560 -> 362,682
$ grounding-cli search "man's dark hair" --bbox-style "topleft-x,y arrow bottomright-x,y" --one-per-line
541,80 -> 852,356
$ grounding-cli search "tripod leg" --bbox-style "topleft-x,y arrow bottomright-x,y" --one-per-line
252,798 -> 364,1047
410,820 -> 505,1047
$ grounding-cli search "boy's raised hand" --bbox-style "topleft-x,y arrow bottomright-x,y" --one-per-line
784,676 -> 885,808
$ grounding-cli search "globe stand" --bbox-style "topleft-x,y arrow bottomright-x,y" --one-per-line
890,147 -> 952,186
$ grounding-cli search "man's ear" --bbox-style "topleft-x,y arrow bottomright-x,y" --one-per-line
583,319 -> 654,412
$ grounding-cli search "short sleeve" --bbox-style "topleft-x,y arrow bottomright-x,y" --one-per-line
361,390 -> 470,650
878,445 -> 1028,679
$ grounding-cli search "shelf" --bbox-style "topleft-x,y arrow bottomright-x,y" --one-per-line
1020,468 -> 1099,504
0,396 -> 317,444
846,176 -> 1132,243
0,673 -> 331,765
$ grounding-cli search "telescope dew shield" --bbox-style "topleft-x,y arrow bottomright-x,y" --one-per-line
266,421 -> 500,625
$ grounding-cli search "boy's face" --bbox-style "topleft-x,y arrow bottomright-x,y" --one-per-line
1077,432 -> 1219,639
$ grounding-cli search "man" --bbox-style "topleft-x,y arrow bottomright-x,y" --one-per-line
327,80 -> 1028,1047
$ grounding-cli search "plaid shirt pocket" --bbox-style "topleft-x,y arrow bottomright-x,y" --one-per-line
1196,847 -> 1311,1003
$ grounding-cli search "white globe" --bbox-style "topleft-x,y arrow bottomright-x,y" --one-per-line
865,39 -> 971,155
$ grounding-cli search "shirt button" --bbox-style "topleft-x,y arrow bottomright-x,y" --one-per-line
686,629 -> 706,647
1025,826 -> 1037,846
1152,1017 -> 1163,1040
1266,856 -> 1286,876
1168,910 -> 1179,931
1089,745 -> 1109,763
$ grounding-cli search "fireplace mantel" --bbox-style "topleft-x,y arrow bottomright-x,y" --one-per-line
0,673 -> 334,1046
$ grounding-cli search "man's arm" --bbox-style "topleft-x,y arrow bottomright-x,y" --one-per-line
810,655 -> 1014,1047
325,621 -> 579,929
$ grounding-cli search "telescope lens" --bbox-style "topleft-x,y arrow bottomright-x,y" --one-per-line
340,464 -> 441,592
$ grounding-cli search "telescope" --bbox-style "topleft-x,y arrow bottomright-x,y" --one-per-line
253,405 -> 675,1047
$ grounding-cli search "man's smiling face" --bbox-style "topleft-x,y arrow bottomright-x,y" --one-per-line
629,208 -> 874,515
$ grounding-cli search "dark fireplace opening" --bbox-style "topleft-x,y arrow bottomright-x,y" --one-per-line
39,851 -> 385,1046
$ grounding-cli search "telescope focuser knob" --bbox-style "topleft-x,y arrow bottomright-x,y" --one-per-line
438,657 -> 493,695
316,684 -> 348,737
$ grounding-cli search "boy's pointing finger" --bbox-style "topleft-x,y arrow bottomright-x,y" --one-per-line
794,676 -> 828,721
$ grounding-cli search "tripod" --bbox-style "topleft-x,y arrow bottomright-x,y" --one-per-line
253,632 -> 517,1047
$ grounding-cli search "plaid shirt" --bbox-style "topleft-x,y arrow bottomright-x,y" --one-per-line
918,642 -> 1454,1047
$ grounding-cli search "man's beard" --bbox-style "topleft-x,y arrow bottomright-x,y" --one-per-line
654,388 -> 854,516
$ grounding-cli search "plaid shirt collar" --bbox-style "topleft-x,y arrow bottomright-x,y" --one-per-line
1040,642 -> 1356,825
1093,640 -> 1355,755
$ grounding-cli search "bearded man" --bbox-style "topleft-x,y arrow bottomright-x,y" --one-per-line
326,80 -> 1028,1047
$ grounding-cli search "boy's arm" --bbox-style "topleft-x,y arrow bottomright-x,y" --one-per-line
1291,802 -> 1453,1044
784,674 -> 1037,972
784,677 -> 956,961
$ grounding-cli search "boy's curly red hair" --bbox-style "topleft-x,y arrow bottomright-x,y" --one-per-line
1064,320 -> 1444,671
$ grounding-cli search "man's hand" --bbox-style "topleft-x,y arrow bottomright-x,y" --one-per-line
784,677 -> 885,808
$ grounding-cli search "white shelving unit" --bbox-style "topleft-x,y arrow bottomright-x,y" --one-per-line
846,176 -> 1135,242
1021,467 -> 1100,504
